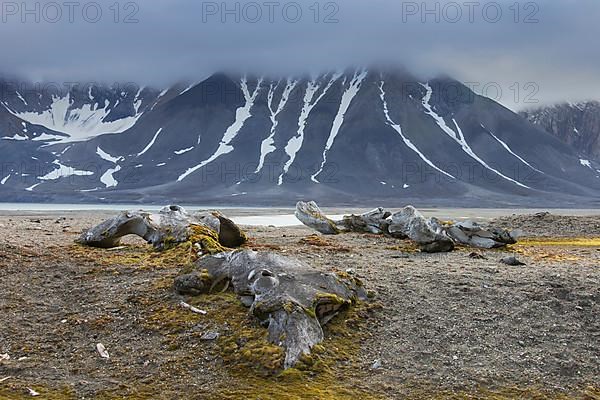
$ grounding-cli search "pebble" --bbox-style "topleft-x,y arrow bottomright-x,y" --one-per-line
391,254 -> 409,259
469,252 -> 487,260
371,359 -> 382,369
200,331 -> 220,341
500,256 -> 526,266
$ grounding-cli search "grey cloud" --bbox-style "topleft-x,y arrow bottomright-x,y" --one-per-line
0,0 -> 598,110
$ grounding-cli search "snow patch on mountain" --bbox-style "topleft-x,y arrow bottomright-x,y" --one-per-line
5,94 -> 144,143
137,128 -> 163,156
97,146 -> 123,163
421,83 -> 529,189
101,165 -> 121,188
32,133 -> 63,142
174,147 -> 194,155
482,125 -> 544,174
312,70 -> 367,183
378,80 -> 455,180
1,133 -> 28,141
256,79 -> 298,174
279,73 -> 340,185
38,160 -> 95,181
16,92 -> 27,105
178,77 -> 262,182
149,88 -> 169,111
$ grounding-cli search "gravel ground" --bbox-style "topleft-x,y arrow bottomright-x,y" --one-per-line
0,210 -> 599,399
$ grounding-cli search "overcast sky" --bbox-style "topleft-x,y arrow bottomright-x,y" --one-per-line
1,0 -> 598,110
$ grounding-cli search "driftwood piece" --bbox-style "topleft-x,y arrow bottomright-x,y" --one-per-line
76,205 -> 246,252
174,250 -> 368,369
295,201 -> 519,252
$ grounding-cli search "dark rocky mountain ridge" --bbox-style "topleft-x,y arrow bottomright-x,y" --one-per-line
521,101 -> 600,162
0,69 -> 599,207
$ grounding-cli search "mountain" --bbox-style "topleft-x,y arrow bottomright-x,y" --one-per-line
521,101 -> 600,162
1,69 -> 599,207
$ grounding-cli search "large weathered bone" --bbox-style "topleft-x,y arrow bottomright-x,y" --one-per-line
388,206 -> 454,252
295,201 -> 518,252
174,250 -> 368,369
294,201 -> 341,234
294,201 -> 391,235
76,205 -> 246,251
338,207 -> 392,234
444,220 -> 519,249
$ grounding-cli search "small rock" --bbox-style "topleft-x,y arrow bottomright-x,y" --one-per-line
391,254 -> 410,259
469,252 -> 487,260
30,219 -> 41,224
200,331 -> 220,341
345,268 -> 355,275
96,343 -> 110,359
371,359 -> 382,369
500,256 -> 526,266
0,353 -> 10,362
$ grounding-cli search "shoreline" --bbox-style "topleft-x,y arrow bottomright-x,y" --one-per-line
2,205 -> 600,220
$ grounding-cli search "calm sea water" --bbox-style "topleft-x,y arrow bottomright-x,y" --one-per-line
1,203 -> 598,227
0,203 -> 337,227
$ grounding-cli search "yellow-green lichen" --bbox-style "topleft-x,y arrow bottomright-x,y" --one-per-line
516,237 -> 600,247
188,224 -> 228,255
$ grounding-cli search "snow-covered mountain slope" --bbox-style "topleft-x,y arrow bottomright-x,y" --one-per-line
1,69 -> 599,206
0,79 -> 167,143
521,101 -> 600,162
